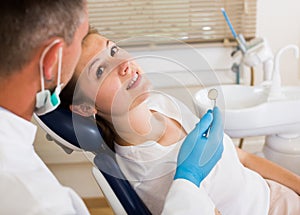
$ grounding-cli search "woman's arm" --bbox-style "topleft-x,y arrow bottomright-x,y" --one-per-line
236,147 -> 300,195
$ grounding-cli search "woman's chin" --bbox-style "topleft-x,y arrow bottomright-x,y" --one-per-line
130,91 -> 150,109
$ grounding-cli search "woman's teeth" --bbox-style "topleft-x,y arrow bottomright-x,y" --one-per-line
127,73 -> 139,90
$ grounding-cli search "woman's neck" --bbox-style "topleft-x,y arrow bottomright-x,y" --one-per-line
110,102 -> 186,147
110,102 -> 164,145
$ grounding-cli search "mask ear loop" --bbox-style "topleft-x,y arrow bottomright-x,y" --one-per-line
55,45 -> 63,92
51,46 -> 63,106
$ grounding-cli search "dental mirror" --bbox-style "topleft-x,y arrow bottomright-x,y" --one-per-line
208,88 -> 218,108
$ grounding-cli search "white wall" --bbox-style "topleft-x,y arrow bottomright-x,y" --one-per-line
257,0 -> 300,85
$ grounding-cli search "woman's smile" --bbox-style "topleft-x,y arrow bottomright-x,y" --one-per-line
127,72 -> 140,90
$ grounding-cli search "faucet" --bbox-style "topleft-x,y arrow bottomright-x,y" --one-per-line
268,44 -> 299,101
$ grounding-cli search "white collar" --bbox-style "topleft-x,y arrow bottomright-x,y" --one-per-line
0,107 -> 37,147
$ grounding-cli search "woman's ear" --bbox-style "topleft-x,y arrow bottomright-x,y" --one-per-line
42,40 -> 63,81
70,103 -> 97,117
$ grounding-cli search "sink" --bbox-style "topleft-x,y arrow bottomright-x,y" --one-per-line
193,84 -> 300,138
193,45 -> 300,174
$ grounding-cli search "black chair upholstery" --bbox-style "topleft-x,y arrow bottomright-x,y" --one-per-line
37,105 -> 151,215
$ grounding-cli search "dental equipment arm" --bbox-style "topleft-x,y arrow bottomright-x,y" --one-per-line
221,8 -> 274,83
221,8 -> 247,54
174,107 -> 224,187
242,38 -> 274,82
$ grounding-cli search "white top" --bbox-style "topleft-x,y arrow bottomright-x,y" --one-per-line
0,107 -> 89,215
115,94 -> 270,215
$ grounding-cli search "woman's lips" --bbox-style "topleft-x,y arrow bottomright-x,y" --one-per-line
126,72 -> 140,90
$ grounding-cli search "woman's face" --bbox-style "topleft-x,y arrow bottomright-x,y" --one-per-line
75,34 -> 151,119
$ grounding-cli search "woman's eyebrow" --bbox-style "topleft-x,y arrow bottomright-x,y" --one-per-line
88,58 -> 100,75
87,40 -> 110,74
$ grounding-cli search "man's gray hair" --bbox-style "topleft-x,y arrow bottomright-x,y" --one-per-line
0,0 -> 86,77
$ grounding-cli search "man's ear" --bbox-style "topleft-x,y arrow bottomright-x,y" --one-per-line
70,103 -> 97,117
42,40 -> 63,81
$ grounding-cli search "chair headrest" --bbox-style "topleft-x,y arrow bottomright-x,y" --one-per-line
34,105 -> 105,154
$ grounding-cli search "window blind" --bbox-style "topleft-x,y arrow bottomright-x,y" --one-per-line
87,0 -> 257,46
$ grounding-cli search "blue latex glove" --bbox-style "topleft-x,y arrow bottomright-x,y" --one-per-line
174,107 -> 224,187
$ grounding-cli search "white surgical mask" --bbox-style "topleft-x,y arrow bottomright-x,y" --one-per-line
35,39 -> 63,116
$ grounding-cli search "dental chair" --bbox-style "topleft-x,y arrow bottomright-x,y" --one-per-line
34,106 -> 151,215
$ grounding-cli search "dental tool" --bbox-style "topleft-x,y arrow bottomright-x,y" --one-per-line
204,88 -> 218,137
208,88 -> 218,108
221,8 -> 247,54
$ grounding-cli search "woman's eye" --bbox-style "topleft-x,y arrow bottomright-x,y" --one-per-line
96,66 -> 104,79
110,45 -> 119,57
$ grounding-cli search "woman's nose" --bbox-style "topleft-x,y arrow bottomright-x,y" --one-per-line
118,60 -> 130,76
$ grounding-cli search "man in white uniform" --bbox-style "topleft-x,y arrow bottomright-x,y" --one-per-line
0,1 -> 90,214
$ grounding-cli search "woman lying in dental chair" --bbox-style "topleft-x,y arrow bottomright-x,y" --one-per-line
60,27 -> 300,215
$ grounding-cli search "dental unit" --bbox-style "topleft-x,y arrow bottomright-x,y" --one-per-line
222,8 -> 274,85
194,9 -> 300,175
